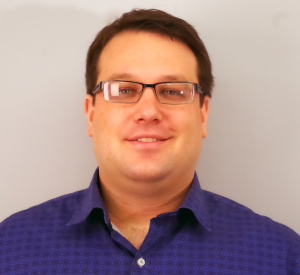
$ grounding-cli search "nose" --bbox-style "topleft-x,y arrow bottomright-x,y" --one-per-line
133,87 -> 163,123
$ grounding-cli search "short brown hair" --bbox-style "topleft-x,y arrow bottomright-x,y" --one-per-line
85,9 -> 214,102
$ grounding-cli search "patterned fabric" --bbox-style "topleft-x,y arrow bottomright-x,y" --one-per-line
0,168 -> 299,274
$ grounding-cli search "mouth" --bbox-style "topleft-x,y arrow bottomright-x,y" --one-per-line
126,137 -> 170,149
136,138 -> 165,142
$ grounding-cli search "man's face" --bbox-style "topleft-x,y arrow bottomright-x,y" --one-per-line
85,31 -> 209,183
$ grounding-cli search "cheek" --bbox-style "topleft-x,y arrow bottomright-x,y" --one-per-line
93,103 -> 128,144
171,106 -> 202,139
182,112 -> 203,161
92,105 -> 123,165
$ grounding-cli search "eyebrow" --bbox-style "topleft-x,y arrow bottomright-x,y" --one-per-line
107,73 -> 136,81
107,73 -> 188,82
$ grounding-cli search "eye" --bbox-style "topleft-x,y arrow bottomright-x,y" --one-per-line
164,89 -> 183,96
119,88 -> 132,95
166,90 -> 176,95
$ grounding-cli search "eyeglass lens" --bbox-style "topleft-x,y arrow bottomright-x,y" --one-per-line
103,81 -> 194,104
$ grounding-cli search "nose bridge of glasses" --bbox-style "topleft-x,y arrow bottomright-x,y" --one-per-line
136,83 -> 162,104
139,83 -> 158,96
142,83 -> 156,92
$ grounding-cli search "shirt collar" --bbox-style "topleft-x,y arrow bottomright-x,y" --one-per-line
67,169 -> 211,231
179,172 -> 211,231
67,168 -> 109,226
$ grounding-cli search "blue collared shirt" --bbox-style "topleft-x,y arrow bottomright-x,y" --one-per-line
1,168 -> 299,274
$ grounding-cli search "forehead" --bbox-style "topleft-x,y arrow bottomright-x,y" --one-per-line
97,30 -> 198,83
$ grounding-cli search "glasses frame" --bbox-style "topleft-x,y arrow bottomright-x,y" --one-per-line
92,80 -> 203,105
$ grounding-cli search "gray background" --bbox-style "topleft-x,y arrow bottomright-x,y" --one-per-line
0,0 -> 299,234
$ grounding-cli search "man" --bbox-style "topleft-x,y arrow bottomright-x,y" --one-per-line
0,9 -> 299,274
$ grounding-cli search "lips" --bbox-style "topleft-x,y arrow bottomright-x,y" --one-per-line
137,138 -> 163,142
125,135 -> 170,150
127,135 -> 169,142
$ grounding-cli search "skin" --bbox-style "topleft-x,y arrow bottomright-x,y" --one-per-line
84,30 -> 209,249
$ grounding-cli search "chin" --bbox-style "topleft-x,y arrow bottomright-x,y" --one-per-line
122,165 -> 171,183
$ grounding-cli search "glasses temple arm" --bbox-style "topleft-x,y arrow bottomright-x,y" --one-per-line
195,84 -> 204,94
93,82 -> 106,95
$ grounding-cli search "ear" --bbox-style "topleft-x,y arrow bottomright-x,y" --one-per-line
84,94 -> 95,137
200,96 -> 209,138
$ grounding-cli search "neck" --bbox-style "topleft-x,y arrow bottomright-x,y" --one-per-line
99,170 -> 194,249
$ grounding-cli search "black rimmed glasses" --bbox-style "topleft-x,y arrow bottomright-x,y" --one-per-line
92,80 -> 203,105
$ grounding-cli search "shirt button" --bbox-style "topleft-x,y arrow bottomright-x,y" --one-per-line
137,257 -> 145,267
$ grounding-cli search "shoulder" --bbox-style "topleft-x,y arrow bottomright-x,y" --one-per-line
0,189 -> 85,232
203,190 -> 300,251
0,190 -> 87,273
198,190 -> 300,273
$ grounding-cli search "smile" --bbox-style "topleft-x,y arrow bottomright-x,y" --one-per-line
137,138 -> 162,142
